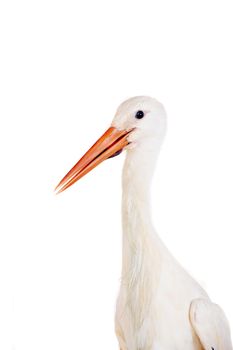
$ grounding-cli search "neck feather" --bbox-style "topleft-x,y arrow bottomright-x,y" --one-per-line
120,146 -> 164,335
121,147 -> 158,275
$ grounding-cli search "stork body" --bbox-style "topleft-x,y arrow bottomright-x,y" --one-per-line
56,96 -> 232,350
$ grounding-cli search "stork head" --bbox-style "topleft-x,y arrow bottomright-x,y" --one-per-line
55,96 -> 167,194
112,96 -> 167,152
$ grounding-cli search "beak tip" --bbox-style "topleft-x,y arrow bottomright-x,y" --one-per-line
54,184 -> 62,195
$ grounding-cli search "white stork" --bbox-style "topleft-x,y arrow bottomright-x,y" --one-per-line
55,96 -> 232,350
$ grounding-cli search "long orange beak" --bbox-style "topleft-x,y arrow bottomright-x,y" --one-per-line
55,127 -> 132,194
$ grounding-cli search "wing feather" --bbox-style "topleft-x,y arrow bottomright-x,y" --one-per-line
190,298 -> 232,350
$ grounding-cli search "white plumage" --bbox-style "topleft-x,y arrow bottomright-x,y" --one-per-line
56,96 -> 232,350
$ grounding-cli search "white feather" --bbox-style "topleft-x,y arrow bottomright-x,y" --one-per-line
190,298 -> 233,350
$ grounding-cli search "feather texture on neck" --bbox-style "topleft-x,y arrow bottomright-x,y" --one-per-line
121,146 -> 164,346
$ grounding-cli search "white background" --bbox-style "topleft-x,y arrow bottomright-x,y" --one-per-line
0,0 -> 233,349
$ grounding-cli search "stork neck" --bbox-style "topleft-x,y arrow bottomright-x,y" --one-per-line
120,147 -> 165,337
121,148 -> 161,278
122,147 -> 158,224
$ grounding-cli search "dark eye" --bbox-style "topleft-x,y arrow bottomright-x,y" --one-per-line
135,110 -> 144,119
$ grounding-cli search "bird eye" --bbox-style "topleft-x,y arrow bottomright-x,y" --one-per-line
135,110 -> 144,119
